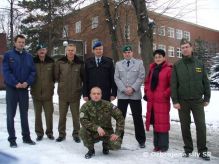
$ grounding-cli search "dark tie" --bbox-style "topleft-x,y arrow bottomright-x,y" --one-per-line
97,58 -> 100,66
127,60 -> 130,67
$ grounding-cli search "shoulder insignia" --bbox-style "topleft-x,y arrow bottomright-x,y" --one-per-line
80,112 -> 85,118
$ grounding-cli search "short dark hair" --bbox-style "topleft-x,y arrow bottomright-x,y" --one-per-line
14,34 -> 26,42
180,38 -> 192,46
153,49 -> 166,57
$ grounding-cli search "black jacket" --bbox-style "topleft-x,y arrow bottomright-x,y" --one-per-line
84,56 -> 117,101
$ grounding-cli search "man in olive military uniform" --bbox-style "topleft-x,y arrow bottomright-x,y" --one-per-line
80,87 -> 124,159
171,38 -> 211,161
31,44 -> 55,141
55,44 -> 85,143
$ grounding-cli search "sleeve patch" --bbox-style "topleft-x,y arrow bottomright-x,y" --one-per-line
80,112 -> 85,118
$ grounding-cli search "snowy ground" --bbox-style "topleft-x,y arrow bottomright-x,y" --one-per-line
0,87 -> 219,164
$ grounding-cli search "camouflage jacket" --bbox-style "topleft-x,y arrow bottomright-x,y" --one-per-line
80,100 -> 124,137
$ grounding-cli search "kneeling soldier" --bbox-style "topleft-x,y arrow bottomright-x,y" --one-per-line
80,87 -> 124,159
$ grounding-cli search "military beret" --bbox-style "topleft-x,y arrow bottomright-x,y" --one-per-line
122,45 -> 132,52
93,41 -> 103,49
180,38 -> 192,46
36,43 -> 47,52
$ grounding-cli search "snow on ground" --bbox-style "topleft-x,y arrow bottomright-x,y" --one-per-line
0,87 -> 219,164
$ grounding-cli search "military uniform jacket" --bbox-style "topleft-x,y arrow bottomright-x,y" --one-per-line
80,100 -> 124,136
171,55 -> 211,104
114,58 -> 145,100
55,56 -> 85,102
31,56 -> 55,101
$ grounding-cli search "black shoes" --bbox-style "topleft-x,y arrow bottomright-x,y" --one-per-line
139,143 -> 145,148
102,148 -> 109,155
36,136 -> 43,141
48,135 -> 55,140
85,149 -> 95,159
10,141 -> 17,148
73,136 -> 81,143
199,152 -> 210,161
56,137 -> 65,142
23,138 -> 36,145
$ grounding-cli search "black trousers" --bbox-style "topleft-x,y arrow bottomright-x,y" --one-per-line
118,99 -> 146,144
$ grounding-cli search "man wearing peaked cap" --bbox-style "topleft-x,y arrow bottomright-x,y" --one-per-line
31,42 -> 55,141
114,44 -> 146,148
83,40 -> 117,102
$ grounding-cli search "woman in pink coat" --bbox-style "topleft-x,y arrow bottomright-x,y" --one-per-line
144,49 -> 172,152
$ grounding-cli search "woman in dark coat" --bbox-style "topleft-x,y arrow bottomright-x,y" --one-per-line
144,49 -> 172,152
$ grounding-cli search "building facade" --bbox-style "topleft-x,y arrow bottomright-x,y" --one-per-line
55,1 -> 219,64
0,33 -> 7,89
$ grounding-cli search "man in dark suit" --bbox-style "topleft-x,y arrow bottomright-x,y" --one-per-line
83,41 -> 117,101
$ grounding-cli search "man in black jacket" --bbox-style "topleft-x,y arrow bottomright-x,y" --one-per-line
83,41 -> 117,101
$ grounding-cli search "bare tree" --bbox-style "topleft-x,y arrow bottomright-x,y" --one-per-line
131,0 -> 154,73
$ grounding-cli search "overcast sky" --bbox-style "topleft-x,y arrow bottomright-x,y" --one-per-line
1,0 -> 219,31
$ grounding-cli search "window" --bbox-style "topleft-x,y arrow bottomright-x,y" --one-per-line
167,27 -> 174,38
124,25 -> 130,39
92,39 -> 99,48
92,16 -> 99,29
168,46 -> 175,57
62,25 -> 68,38
183,31 -> 190,41
176,29 -> 182,40
176,47 -> 182,58
75,21 -> 81,33
158,26 -> 165,36
153,43 -> 156,50
158,44 -> 166,52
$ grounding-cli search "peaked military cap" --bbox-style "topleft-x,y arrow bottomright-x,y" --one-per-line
36,43 -> 47,52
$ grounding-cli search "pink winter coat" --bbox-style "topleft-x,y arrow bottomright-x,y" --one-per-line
144,61 -> 172,133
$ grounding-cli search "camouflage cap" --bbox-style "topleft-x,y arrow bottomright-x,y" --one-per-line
122,45 -> 132,52
180,38 -> 192,46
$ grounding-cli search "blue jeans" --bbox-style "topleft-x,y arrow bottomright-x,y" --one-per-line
6,85 -> 30,142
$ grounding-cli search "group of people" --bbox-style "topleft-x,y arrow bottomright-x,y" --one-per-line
2,34 -> 211,161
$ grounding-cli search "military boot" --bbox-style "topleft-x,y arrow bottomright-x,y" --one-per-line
85,149 -> 95,159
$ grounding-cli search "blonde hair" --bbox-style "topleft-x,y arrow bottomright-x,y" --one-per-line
66,44 -> 76,51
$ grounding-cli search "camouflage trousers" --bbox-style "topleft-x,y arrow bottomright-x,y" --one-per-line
80,127 -> 122,150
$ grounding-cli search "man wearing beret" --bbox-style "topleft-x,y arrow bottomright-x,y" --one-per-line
83,41 -> 117,102
114,45 -> 146,148
171,38 -> 211,161
31,44 -> 55,141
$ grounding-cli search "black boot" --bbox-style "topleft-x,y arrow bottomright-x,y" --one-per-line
102,148 -> 109,155
73,136 -> 81,143
9,141 -> 17,148
36,136 -> 43,141
23,138 -> 36,145
85,149 -> 95,159
199,152 -> 210,161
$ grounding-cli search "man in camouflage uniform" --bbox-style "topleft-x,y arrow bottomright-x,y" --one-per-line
80,87 -> 124,159
55,44 -> 85,143
31,44 -> 55,141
